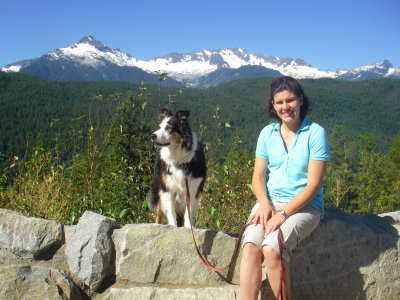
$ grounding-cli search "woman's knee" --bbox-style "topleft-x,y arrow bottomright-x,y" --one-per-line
242,242 -> 262,264
262,245 -> 280,268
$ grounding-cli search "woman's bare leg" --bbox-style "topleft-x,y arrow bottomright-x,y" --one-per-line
263,245 -> 290,299
240,243 -> 263,300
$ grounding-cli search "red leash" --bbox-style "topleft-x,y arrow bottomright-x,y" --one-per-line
185,178 -> 253,272
185,177 -> 285,298
277,228 -> 284,299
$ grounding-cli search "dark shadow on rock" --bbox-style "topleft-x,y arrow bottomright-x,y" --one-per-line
202,228 -> 218,254
33,224 -> 65,261
35,237 -> 64,261
199,229 -> 242,284
96,227 -> 118,294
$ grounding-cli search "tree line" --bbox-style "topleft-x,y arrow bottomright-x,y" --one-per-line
1,71 -> 400,162
0,72 -> 399,231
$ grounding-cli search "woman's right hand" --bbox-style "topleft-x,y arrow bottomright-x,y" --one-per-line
250,157 -> 272,229
249,201 -> 273,229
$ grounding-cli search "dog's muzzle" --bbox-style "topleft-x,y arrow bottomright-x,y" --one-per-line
151,133 -> 170,147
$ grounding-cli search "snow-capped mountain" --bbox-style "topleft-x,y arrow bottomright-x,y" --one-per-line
136,48 -> 337,82
137,49 -> 400,86
336,60 -> 400,80
2,36 -> 399,88
4,36 -> 138,72
1,36 -> 181,86
49,36 -> 138,68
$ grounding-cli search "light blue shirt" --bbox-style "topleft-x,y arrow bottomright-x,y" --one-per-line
256,118 -> 330,211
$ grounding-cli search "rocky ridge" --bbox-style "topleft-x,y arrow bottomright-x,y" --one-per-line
0,207 -> 399,299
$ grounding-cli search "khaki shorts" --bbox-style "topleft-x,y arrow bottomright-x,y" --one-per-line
242,200 -> 321,263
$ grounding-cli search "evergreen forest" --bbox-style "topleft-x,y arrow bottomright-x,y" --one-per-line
0,71 -> 399,232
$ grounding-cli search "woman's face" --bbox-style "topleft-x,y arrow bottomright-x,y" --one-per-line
272,90 -> 303,126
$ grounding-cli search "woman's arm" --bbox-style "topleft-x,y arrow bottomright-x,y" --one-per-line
249,157 -> 273,229
264,159 -> 327,235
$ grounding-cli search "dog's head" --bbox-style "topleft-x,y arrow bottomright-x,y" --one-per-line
151,108 -> 193,150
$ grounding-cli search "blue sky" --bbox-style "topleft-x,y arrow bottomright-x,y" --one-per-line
1,0 -> 399,71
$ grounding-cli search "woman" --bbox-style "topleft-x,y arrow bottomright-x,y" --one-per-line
240,76 -> 330,299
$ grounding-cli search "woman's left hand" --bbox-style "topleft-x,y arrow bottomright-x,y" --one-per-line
264,211 -> 286,237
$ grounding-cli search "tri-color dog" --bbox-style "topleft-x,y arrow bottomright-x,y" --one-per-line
148,108 -> 206,227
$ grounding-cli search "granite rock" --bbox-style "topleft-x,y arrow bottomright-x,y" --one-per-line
65,210 -> 118,291
0,208 -> 63,260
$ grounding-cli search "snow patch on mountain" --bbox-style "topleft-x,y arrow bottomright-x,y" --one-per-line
3,65 -> 22,72
388,68 -> 400,77
2,59 -> 36,73
136,58 -> 217,80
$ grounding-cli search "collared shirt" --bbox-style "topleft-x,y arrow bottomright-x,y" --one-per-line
256,118 -> 330,211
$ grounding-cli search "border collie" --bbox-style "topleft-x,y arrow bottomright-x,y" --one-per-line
148,108 -> 206,227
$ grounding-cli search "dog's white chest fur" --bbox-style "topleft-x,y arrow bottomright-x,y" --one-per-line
159,134 -> 197,165
164,162 -> 186,195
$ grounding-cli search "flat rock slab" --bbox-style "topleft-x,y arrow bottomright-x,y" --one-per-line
113,223 -> 242,286
95,285 -> 241,300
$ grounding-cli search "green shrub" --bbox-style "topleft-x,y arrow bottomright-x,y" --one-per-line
197,130 -> 255,233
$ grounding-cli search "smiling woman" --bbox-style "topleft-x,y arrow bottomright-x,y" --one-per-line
271,90 -> 303,150
267,77 -> 311,123
240,76 -> 330,300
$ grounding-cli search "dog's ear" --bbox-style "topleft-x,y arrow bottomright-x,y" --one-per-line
176,110 -> 190,120
176,110 -> 192,150
159,108 -> 172,120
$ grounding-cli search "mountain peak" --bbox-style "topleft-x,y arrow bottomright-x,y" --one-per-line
78,36 -> 96,43
376,59 -> 393,69
77,36 -> 111,52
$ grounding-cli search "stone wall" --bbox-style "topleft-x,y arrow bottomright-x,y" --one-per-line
0,207 -> 399,299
